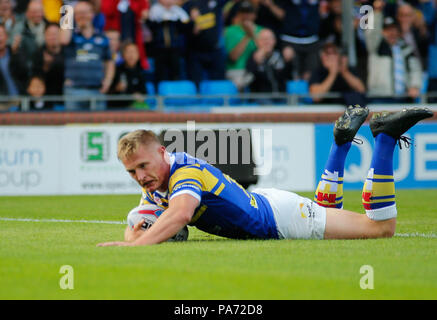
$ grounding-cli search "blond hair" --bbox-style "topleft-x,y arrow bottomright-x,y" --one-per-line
117,130 -> 161,160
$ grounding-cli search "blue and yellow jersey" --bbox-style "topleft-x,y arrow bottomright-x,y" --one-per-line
140,152 -> 279,240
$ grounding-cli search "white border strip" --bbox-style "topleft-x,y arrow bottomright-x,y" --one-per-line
0,217 -> 435,239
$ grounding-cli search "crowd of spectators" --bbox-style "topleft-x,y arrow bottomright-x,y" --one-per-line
0,0 -> 436,111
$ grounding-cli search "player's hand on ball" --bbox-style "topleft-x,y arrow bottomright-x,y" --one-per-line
131,220 -> 146,240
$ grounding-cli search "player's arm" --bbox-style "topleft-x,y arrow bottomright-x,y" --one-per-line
97,194 -> 198,247
124,225 -> 142,242
131,194 -> 198,245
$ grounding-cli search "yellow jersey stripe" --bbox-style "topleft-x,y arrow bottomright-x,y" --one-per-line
214,183 -> 225,196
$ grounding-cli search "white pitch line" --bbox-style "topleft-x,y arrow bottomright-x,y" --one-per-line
0,217 -> 436,238
394,232 -> 437,239
0,217 -> 125,225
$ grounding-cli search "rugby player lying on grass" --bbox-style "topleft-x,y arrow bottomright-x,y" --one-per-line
97,106 -> 433,247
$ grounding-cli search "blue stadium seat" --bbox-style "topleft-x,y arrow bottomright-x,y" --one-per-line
53,104 -> 65,111
144,58 -> 155,82
286,80 -> 312,104
158,80 -> 198,107
286,80 -> 309,94
138,84 -> 155,110
146,82 -> 155,95
144,82 -> 157,109
199,80 -> 239,106
421,73 -> 429,96
8,105 -> 20,112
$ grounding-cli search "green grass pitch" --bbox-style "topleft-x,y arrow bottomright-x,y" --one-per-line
0,190 -> 436,300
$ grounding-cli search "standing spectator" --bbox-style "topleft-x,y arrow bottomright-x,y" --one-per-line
101,0 -> 150,69
105,28 -> 123,65
0,0 -> 22,37
183,0 -> 227,86
396,2 -> 429,70
0,24 -> 27,110
223,0 -> 241,26
147,0 -> 191,83
252,0 -> 284,39
275,0 -> 321,81
246,28 -> 294,101
318,0 -> 344,48
32,23 -> 64,98
13,0 -> 30,18
365,1 -> 422,102
0,23 -> 26,93
224,0 -> 263,90
419,0 -> 437,102
9,0 -> 47,75
60,0 -> 115,110
319,0 -> 368,84
109,42 -> 147,108
62,1 -> 106,31
225,0 -> 283,36
309,42 -> 366,105
420,0 -> 437,102
90,0 -> 106,33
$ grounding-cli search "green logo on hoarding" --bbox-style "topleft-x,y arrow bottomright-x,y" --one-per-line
81,131 -> 109,162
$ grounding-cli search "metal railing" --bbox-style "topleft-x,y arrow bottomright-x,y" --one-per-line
0,92 -> 436,112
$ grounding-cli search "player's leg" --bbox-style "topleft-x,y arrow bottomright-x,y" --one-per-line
325,126 -> 398,239
324,208 -> 396,239
314,105 -> 369,209
324,107 -> 434,239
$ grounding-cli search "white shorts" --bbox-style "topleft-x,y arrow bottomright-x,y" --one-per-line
253,188 -> 327,240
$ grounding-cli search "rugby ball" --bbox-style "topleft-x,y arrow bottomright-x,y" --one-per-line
126,204 -> 189,242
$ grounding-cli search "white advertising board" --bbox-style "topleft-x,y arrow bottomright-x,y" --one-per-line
0,126 -> 61,195
0,123 -> 315,195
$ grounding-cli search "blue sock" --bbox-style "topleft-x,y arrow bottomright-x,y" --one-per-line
315,142 -> 351,208
362,133 -> 397,220
370,133 -> 396,176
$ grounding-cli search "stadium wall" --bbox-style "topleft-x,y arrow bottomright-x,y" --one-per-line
1,109 -> 436,196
